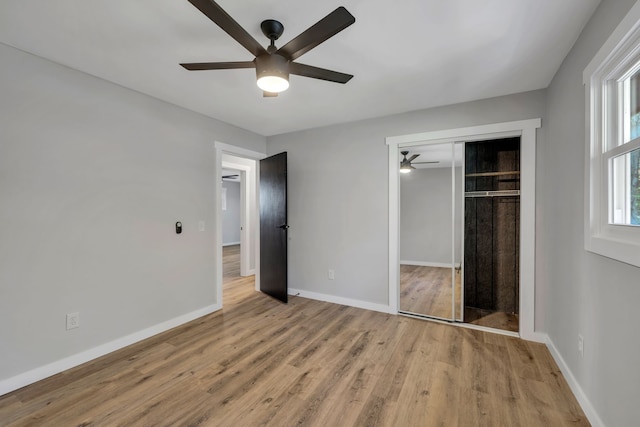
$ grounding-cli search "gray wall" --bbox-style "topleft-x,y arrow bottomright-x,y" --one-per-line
540,0 -> 640,425
0,43 -> 265,382
267,89 -> 545,305
222,181 -> 241,245
400,167 -> 462,265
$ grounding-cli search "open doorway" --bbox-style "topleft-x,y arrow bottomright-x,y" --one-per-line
220,154 -> 257,303
214,142 -> 265,309
214,144 -> 288,308
221,169 -> 242,283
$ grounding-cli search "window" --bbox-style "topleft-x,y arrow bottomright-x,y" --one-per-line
584,1 -> 640,267
611,70 -> 640,226
611,146 -> 640,225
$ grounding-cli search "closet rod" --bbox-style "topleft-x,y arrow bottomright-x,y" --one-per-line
465,171 -> 520,177
465,190 -> 520,198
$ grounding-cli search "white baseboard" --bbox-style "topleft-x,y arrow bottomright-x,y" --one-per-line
400,260 -> 461,268
288,288 -> 392,314
222,241 -> 240,247
544,334 -> 604,427
520,330 -> 547,344
0,303 -> 221,397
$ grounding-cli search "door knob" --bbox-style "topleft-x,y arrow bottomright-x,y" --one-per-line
279,224 -> 290,229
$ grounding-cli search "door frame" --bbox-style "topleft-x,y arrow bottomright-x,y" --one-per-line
386,119 -> 543,342
214,141 -> 266,307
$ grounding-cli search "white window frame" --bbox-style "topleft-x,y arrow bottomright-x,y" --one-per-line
584,0 -> 640,268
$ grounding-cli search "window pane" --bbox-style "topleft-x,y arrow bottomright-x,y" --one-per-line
628,70 -> 640,141
611,147 -> 640,225
634,148 -> 640,224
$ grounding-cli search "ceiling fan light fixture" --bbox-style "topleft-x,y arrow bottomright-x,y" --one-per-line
255,54 -> 290,93
257,75 -> 289,93
400,162 -> 414,173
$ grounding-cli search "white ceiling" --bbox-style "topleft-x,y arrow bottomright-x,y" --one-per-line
0,0 -> 600,136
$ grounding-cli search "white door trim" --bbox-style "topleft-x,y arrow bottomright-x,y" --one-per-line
386,119 -> 543,342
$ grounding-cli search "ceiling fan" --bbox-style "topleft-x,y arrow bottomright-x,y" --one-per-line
180,0 -> 355,97
400,151 -> 439,173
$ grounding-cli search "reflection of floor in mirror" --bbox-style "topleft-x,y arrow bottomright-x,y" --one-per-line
464,307 -> 519,332
400,265 -> 518,333
399,265 -> 461,319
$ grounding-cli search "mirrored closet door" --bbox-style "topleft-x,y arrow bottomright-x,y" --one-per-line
398,142 -> 463,321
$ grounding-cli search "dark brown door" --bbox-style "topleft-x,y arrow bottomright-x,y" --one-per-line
259,152 -> 288,302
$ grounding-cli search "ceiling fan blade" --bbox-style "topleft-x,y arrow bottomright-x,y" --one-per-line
408,154 -> 419,162
263,91 -> 278,97
290,62 -> 353,84
187,0 -> 268,57
412,161 -> 440,164
180,61 -> 255,71
277,6 -> 355,61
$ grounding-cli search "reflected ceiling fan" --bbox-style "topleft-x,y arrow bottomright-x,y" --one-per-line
400,151 -> 439,173
180,0 -> 355,97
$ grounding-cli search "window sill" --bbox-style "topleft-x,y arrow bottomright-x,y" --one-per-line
586,229 -> 640,267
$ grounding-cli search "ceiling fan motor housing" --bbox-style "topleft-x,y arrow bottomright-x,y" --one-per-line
255,53 -> 290,81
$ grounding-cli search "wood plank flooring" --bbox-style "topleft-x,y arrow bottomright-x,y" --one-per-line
223,244 -> 240,282
0,260 -> 588,426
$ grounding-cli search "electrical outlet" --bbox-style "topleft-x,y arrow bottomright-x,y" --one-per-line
578,334 -> 584,358
328,269 -> 335,280
198,220 -> 205,231
66,312 -> 79,330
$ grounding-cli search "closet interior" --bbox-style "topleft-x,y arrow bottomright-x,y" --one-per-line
464,137 -> 520,332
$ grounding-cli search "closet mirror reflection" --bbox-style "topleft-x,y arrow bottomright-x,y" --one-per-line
399,142 -> 463,321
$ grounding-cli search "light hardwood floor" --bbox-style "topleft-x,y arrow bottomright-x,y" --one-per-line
223,244 -> 240,282
0,257 -> 588,426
